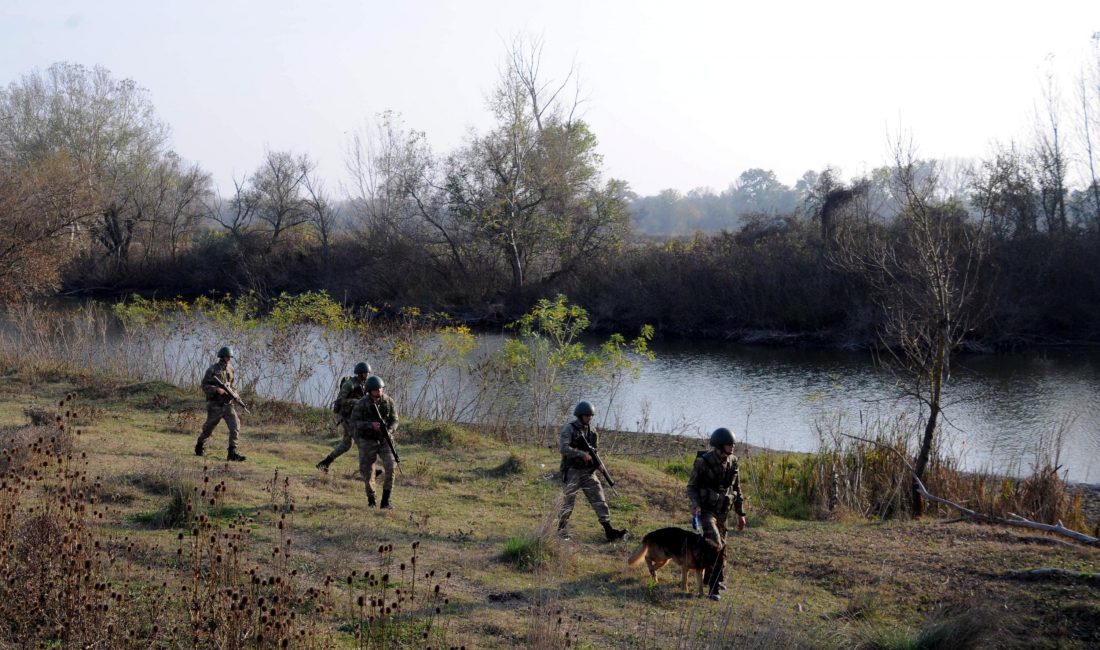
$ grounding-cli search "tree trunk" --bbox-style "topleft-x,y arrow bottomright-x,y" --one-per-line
506,230 -> 523,293
911,331 -> 946,517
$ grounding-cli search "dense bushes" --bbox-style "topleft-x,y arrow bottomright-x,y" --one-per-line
52,212 -> 1100,348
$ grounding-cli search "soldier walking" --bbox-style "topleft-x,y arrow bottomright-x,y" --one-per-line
348,375 -> 398,509
557,401 -> 627,542
316,361 -> 372,472
195,346 -> 247,462
686,427 -> 747,601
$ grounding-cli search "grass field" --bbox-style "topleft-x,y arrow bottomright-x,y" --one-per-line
1,371 -> 1098,649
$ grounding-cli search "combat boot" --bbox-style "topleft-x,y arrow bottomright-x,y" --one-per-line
366,491 -> 377,508
227,449 -> 247,462
708,565 -> 725,599
602,521 -> 627,542
194,439 -> 205,457
379,489 -> 393,510
557,518 -> 571,541
315,458 -> 331,473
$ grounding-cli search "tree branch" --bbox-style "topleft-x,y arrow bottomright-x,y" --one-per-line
840,432 -> 1100,548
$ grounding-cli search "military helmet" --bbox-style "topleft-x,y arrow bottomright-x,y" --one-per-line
573,401 -> 596,417
366,375 -> 385,391
709,427 -> 736,447
217,346 -> 235,359
354,361 -> 372,375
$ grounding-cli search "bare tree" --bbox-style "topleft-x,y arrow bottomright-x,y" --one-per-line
344,111 -> 471,284
1077,33 -> 1100,227
1032,61 -> 1069,234
210,177 -> 258,243
971,142 -> 1039,239
302,172 -> 338,263
130,153 -> 212,263
831,140 -> 990,516
249,150 -> 316,250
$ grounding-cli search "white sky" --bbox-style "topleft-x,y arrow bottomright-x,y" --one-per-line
2,0 -> 1098,196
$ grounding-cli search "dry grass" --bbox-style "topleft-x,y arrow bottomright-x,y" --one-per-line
0,373 -> 1097,648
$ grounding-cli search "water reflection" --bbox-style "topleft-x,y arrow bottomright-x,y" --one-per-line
562,339 -> 1100,484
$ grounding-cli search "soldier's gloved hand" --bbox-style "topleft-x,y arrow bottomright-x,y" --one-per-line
582,453 -> 592,464
215,388 -> 227,396
737,515 -> 746,531
372,422 -> 381,432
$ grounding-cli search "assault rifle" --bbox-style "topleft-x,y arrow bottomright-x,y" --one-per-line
370,400 -> 400,464
211,375 -> 251,415
573,429 -> 614,487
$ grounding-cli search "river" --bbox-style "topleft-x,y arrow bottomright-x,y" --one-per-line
4,307 -> 1097,483
569,339 -> 1100,484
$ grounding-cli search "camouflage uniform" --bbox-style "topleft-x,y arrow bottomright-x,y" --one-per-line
348,393 -> 398,502
686,449 -> 745,596
197,360 -> 242,454
318,375 -> 370,467
558,419 -> 611,527
686,449 -> 745,546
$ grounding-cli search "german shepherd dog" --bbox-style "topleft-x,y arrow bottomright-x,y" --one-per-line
627,527 -> 725,596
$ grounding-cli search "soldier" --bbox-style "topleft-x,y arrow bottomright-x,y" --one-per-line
316,361 -> 372,472
195,346 -> 246,462
557,401 -> 627,542
686,427 -> 747,601
347,375 -> 398,509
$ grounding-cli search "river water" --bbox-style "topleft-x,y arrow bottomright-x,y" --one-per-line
571,339 -> 1100,484
4,308 -> 1096,483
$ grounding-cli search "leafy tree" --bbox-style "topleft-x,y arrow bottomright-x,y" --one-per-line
727,168 -> 800,216
500,294 -> 652,442
0,154 -> 96,301
0,63 -> 210,271
444,38 -> 630,295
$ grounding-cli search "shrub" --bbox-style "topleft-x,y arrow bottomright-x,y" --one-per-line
502,535 -> 554,571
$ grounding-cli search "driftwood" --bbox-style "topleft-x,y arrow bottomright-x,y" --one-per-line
841,433 -> 1100,549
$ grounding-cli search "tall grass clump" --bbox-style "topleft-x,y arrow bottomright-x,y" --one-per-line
331,541 -> 463,648
802,412 -> 1086,526
0,394 -> 175,647
859,606 -> 997,650
0,395 -> 331,647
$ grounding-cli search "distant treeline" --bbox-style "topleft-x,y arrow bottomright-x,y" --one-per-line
3,53 -> 1100,349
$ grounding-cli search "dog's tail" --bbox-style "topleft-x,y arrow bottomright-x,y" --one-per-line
626,540 -> 648,566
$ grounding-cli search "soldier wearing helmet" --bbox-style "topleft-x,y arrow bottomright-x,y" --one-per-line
686,427 -> 747,601
347,375 -> 398,509
316,361 -> 373,472
557,400 -> 627,542
195,346 -> 246,462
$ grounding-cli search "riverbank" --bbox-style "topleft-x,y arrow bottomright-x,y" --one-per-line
1,370 -> 1098,648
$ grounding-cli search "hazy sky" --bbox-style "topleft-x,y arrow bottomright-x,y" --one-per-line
2,0 -> 1098,196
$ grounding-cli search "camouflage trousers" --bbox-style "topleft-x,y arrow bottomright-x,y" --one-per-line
198,401 -> 241,450
321,419 -> 355,465
699,509 -> 729,547
559,468 -> 610,525
355,436 -> 395,497
699,509 -> 729,593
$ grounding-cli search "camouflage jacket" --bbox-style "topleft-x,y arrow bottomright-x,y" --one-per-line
686,450 -> 745,516
332,376 -> 369,419
349,394 -> 398,440
559,420 -> 598,471
201,362 -> 235,402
